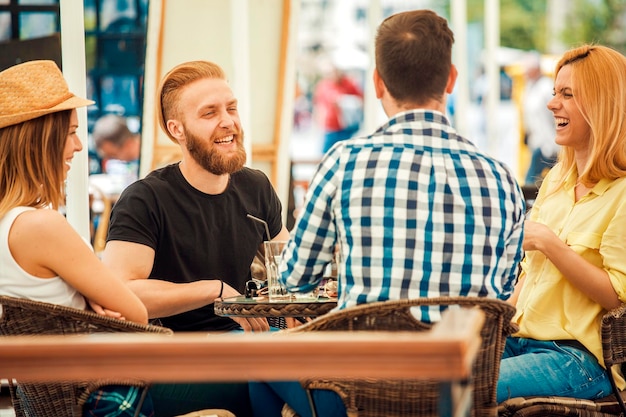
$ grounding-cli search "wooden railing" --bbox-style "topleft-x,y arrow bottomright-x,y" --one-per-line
0,308 -> 483,417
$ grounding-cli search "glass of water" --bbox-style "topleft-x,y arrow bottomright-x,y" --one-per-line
264,241 -> 291,302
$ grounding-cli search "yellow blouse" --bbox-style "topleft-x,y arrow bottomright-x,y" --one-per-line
515,167 -> 626,388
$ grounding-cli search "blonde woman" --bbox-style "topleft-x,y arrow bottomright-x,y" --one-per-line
498,44 -> 626,402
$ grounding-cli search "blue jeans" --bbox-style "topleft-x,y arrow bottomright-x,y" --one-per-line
249,381 -> 346,417
497,337 -> 612,403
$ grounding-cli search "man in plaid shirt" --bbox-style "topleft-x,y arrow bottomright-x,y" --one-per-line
281,9 -> 525,323
250,10 -> 526,417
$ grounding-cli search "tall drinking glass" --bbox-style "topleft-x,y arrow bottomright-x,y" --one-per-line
264,241 -> 291,302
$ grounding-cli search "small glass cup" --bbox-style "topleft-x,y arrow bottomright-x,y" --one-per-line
264,241 -> 291,302
322,245 -> 341,298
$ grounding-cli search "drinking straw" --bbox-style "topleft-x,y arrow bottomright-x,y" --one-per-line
246,214 -> 271,242
247,213 -> 275,272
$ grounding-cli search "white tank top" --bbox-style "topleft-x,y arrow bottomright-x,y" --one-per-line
0,207 -> 86,310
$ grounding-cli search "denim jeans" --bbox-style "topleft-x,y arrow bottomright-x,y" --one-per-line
497,337 -> 612,403
249,381 -> 346,417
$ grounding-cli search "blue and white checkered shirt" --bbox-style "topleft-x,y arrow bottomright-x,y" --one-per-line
281,110 -> 525,322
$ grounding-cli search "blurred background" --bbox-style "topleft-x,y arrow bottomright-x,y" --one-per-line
1,0 -> 625,236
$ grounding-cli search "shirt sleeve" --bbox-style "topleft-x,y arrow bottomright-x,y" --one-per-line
501,181 -> 526,299
107,181 -> 160,249
264,175 -> 284,239
281,150 -> 341,293
600,195 -> 626,301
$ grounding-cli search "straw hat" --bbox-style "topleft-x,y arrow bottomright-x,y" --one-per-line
0,60 -> 94,129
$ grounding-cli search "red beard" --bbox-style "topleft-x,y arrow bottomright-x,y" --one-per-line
185,128 -> 247,175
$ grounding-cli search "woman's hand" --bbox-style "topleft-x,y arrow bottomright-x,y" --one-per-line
88,299 -> 127,320
522,220 -> 558,253
523,220 -> 621,310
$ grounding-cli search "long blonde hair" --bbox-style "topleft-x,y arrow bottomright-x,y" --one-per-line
0,110 -> 71,218
555,44 -> 626,186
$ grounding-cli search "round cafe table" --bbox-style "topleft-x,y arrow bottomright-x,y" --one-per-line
214,295 -> 337,319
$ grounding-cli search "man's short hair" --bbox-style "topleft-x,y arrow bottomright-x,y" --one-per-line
375,9 -> 454,105
92,114 -> 134,149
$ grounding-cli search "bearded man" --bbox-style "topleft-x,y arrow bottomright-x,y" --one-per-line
103,60 -> 289,335
101,61 -> 289,416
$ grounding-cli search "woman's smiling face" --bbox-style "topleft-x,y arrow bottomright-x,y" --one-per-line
62,109 -> 83,179
547,64 -> 591,152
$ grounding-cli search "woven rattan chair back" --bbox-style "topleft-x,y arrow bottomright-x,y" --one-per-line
0,295 -> 172,417
282,296 -> 517,417
498,303 -> 626,417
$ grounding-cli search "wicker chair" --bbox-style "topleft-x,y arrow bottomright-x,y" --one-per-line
0,295 -> 173,417
498,304 -> 626,417
281,296 -> 518,417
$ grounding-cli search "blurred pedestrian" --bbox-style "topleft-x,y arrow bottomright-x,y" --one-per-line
313,61 -> 363,153
522,51 -> 559,186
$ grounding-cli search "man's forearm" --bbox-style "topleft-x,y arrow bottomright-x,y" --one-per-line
126,279 -> 222,318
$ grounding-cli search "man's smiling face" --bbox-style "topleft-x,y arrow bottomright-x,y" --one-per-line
178,77 -> 246,175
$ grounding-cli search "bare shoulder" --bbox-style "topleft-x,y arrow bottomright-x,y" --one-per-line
9,209 -> 85,277
12,209 -> 74,240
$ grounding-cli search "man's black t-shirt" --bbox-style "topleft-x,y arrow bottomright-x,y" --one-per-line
107,163 -> 283,331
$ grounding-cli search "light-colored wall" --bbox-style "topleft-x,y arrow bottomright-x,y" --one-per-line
141,0 -> 296,221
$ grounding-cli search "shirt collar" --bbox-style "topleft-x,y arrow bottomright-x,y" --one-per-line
386,109 -> 451,127
564,169 -> 612,196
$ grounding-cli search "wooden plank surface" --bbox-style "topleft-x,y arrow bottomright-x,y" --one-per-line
0,308 -> 483,383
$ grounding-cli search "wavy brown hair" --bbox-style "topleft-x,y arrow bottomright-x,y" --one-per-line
0,110 -> 71,218
156,60 -> 227,143
554,44 -> 626,187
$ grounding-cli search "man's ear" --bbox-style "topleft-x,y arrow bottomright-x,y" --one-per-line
373,68 -> 385,99
166,119 -> 185,142
446,64 -> 458,94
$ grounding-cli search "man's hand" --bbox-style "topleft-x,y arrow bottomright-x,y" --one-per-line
285,317 -> 312,328
231,316 -> 270,332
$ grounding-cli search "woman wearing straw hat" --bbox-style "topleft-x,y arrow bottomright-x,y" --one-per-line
0,59 -> 148,322
0,60 -> 150,415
